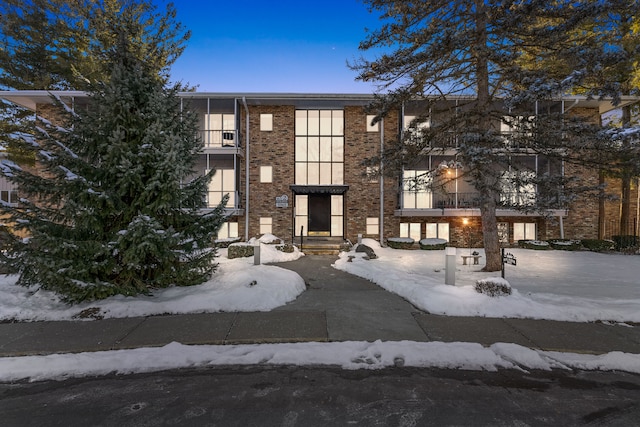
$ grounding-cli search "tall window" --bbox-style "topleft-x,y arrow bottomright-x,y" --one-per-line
204,113 -> 235,147
295,110 -> 344,185
402,169 -> 432,208
207,168 -> 235,208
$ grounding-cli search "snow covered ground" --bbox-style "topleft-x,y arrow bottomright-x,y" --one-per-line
1,340 -> 639,382
1,236 -> 640,381
334,239 -> 640,323
0,236 -> 306,322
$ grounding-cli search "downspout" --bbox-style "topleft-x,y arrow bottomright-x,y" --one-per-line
380,117 -> 385,244
242,97 -> 250,241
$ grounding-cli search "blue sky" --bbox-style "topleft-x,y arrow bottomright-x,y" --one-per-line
165,0 -> 382,93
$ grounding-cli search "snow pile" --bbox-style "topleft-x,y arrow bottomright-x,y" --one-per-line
334,239 -> 640,322
0,241 -> 305,321
1,340 -> 639,382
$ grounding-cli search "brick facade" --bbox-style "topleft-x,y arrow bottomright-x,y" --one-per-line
5,91 -> 636,248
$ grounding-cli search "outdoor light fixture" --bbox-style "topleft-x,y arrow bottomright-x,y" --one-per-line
463,217 -> 469,225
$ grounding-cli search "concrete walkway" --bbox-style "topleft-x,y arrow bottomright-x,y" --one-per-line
1,256 -> 639,357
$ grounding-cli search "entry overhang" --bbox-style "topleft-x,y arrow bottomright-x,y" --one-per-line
290,185 -> 349,195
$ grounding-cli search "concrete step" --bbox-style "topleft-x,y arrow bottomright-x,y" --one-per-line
301,244 -> 342,255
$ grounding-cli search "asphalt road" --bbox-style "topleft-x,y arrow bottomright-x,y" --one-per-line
2,366 -> 640,426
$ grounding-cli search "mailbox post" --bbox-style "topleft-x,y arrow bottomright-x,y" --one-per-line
445,247 -> 456,285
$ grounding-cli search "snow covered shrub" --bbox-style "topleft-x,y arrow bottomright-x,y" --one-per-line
215,237 -> 242,248
276,243 -> 295,253
387,237 -> 415,249
612,235 -> 639,251
548,239 -> 582,251
355,244 -> 377,259
419,238 -> 447,250
475,277 -> 512,297
227,243 -> 255,259
518,240 -> 550,250
581,239 -> 615,252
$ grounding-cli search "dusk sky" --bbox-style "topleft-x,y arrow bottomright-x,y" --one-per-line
165,0 -> 383,93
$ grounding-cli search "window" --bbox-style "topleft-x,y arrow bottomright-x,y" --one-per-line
0,190 -> 18,205
400,223 -> 421,241
295,110 -> 344,185
260,114 -> 273,131
426,223 -> 450,242
207,168 -> 235,208
366,166 -> 379,183
514,223 -> 536,241
204,113 -> 235,147
500,170 -> 536,207
217,222 -> 239,239
498,222 -> 509,244
403,115 -> 430,144
295,195 -> 308,236
402,170 -> 432,208
366,115 -> 379,132
260,217 -> 272,235
330,195 -> 344,237
366,217 -> 378,235
260,166 -> 272,183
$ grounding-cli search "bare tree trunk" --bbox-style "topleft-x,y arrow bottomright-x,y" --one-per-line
474,0 -> 501,271
619,105 -> 632,235
598,169 -> 606,239
480,195 -> 502,271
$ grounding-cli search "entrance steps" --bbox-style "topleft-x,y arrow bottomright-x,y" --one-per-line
297,237 -> 351,256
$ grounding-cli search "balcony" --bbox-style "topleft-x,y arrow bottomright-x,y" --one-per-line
396,191 -> 566,217
198,130 -> 240,153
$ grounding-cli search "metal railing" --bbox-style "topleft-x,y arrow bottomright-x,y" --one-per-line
198,130 -> 238,148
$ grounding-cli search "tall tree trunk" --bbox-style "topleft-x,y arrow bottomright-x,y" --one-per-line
474,0 -> 501,271
619,105 -> 632,235
598,169 -> 606,239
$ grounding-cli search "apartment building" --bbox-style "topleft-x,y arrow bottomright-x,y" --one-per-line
1,91 -> 638,249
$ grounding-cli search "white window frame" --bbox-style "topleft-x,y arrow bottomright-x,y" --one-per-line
260,113 -> 273,131
425,223 -> 450,242
514,223 -> 536,241
366,217 -> 378,235
260,217 -> 273,235
366,115 -> 379,132
260,166 -> 273,183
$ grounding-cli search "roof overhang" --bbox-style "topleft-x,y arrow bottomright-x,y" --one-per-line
290,185 -> 349,195
0,90 -> 637,115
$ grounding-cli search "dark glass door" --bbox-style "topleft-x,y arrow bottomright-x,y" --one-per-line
308,194 -> 331,236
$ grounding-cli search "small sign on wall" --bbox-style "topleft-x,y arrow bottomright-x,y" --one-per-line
275,194 -> 289,208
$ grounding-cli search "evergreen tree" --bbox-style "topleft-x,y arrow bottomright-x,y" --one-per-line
0,2 -> 225,303
351,0 -> 635,270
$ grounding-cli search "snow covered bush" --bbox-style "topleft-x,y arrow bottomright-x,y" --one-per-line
227,243 -> 255,259
214,237 -> 242,248
548,239 -> 582,251
612,235 -> 639,251
276,243 -> 295,253
581,239 -> 615,252
475,277 -> 512,297
355,244 -> 377,259
518,240 -> 550,250
387,237 -> 415,249
419,238 -> 447,250
0,11 -> 226,302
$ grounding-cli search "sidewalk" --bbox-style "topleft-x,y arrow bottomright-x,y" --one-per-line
1,256 -> 639,357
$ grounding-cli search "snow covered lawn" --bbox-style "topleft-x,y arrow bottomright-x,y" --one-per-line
2,340 -> 639,382
334,239 -> 640,323
0,240 -> 306,322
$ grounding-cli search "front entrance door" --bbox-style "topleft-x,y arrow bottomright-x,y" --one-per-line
308,194 -> 331,236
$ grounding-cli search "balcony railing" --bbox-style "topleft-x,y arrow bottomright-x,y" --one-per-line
432,192 -> 480,209
198,130 -> 238,148
404,191 -> 564,210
